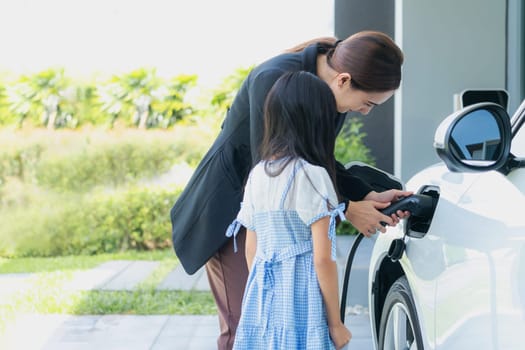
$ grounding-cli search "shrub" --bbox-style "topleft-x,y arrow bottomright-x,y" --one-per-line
0,125 -> 216,257
335,116 -> 375,235
0,128 -> 208,194
0,142 -> 44,185
35,141 -> 179,192
0,185 -> 181,257
335,116 -> 375,166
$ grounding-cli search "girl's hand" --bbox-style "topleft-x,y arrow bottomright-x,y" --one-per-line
329,322 -> 352,350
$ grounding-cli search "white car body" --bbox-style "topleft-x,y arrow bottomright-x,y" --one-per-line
367,100 -> 525,349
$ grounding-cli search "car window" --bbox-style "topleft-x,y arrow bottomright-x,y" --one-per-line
512,120 -> 525,157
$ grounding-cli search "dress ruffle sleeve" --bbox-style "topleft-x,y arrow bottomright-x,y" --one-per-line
225,173 -> 255,252
293,164 -> 347,260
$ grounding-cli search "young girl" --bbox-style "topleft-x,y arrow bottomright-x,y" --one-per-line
226,71 -> 352,350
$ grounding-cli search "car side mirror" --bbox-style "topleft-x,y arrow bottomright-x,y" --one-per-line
434,102 -> 512,172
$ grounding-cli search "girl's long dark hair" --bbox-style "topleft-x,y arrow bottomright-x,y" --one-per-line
259,71 -> 338,189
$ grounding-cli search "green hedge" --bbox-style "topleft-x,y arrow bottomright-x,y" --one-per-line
0,143 -> 43,185
0,185 -> 181,257
335,116 -> 375,236
0,129 -> 208,194
335,116 -> 375,166
0,127 -> 216,257
35,142 -> 180,192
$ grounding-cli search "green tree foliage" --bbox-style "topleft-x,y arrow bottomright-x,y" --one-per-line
0,68 -> 197,129
0,81 -> 14,126
62,81 -> 104,127
97,68 -> 161,129
2,68 -> 82,129
3,79 -> 39,128
210,66 -> 254,114
96,69 -> 197,129
31,68 -> 71,128
150,74 -> 197,128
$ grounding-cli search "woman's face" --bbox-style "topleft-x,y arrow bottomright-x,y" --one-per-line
330,73 -> 395,114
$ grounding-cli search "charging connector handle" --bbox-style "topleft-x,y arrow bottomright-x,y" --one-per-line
380,194 -> 435,217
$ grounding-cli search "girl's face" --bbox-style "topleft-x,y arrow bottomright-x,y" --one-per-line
329,73 -> 395,114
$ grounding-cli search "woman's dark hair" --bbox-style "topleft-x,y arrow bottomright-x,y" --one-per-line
259,71 -> 337,187
287,31 -> 403,92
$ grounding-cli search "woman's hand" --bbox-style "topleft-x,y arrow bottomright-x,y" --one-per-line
364,189 -> 412,203
329,322 -> 352,350
346,189 -> 413,236
365,189 -> 413,224
345,200 -> 392,236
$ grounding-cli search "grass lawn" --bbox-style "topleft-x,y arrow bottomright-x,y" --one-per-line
0,249 -> 176,273
0,250 -> 216,333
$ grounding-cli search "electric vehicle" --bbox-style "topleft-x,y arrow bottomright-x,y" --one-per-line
366,99 -> 525,349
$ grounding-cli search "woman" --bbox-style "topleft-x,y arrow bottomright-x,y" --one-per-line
170,30 -> 411,350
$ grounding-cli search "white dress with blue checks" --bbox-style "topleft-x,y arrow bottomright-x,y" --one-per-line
226,158 -> 346,350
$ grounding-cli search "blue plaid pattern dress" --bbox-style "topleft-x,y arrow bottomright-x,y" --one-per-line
225,158 -> 346,350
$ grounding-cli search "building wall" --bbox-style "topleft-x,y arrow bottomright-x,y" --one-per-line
508,0 -> 525,114
334,0 -> 521,181
334,0 -> 396,173
395,0 -> 507,180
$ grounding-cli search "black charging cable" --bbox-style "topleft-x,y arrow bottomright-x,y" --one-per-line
340,233 -> 364,323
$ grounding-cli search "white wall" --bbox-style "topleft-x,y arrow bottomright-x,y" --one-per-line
395,0 -> 507,180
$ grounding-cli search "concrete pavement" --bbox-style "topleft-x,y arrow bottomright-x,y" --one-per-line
0,235 -> 376,350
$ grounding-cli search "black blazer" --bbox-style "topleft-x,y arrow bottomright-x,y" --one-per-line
170,44 -> 373,274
